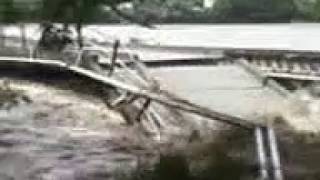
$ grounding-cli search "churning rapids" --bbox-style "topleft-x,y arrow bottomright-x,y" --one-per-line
0,78 -> 162,180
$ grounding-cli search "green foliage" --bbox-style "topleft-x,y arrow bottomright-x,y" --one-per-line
0,0 -> 133,23
0,0 -> 320,23
212,0 -> 296,22
0,0 -> 16,23
313,0 -> 320,20
210,0 -> 232,22
0,0 -> 42,23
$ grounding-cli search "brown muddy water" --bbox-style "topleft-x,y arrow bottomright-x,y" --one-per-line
0,46 -> 319,179
0,71 -> 222,180
1,77 -> 320,180
0,77 -> 163,180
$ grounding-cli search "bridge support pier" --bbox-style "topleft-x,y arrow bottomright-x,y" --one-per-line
255,126 -> 283,180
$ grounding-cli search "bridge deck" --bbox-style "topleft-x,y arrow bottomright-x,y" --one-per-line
150,64 -> 282,120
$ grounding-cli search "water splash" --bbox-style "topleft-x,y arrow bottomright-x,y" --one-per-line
260,85 -> 320,133
0,79 -> 159,180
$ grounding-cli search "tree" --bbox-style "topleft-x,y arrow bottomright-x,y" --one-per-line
313,0 -> 320,20
211,0 -> 232,22
41,0 -> 147,48
293,0 -> 316,20
0,0 -> 42,48
212,0 -> 297,22
0,0 -> 16,47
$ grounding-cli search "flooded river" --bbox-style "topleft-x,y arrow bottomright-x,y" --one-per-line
86,23 -> 320,51
1,23 -> 320,179
0,78 -> 160,180
2,23 -> 320,51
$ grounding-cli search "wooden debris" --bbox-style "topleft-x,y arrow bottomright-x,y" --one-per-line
108,39 -> 120,76
135,98 -> 152,123
69,66 -> 255,129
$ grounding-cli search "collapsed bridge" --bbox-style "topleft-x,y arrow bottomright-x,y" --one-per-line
1,23 -> 320,179
4,23 -> 320,178
0,37 -> 300,179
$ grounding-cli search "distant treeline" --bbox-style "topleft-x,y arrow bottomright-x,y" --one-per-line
129,0 -> 320,23
0,0 -> 320,24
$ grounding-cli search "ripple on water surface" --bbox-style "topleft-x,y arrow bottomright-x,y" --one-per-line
0,79 -> 158,180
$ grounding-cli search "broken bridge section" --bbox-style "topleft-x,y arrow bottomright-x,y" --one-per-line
0,38 -> 285,180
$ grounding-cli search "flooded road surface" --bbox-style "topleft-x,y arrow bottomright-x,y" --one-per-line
0,79 -> 159,180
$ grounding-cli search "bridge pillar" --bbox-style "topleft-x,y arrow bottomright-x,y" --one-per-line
255,126 -> 283,180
